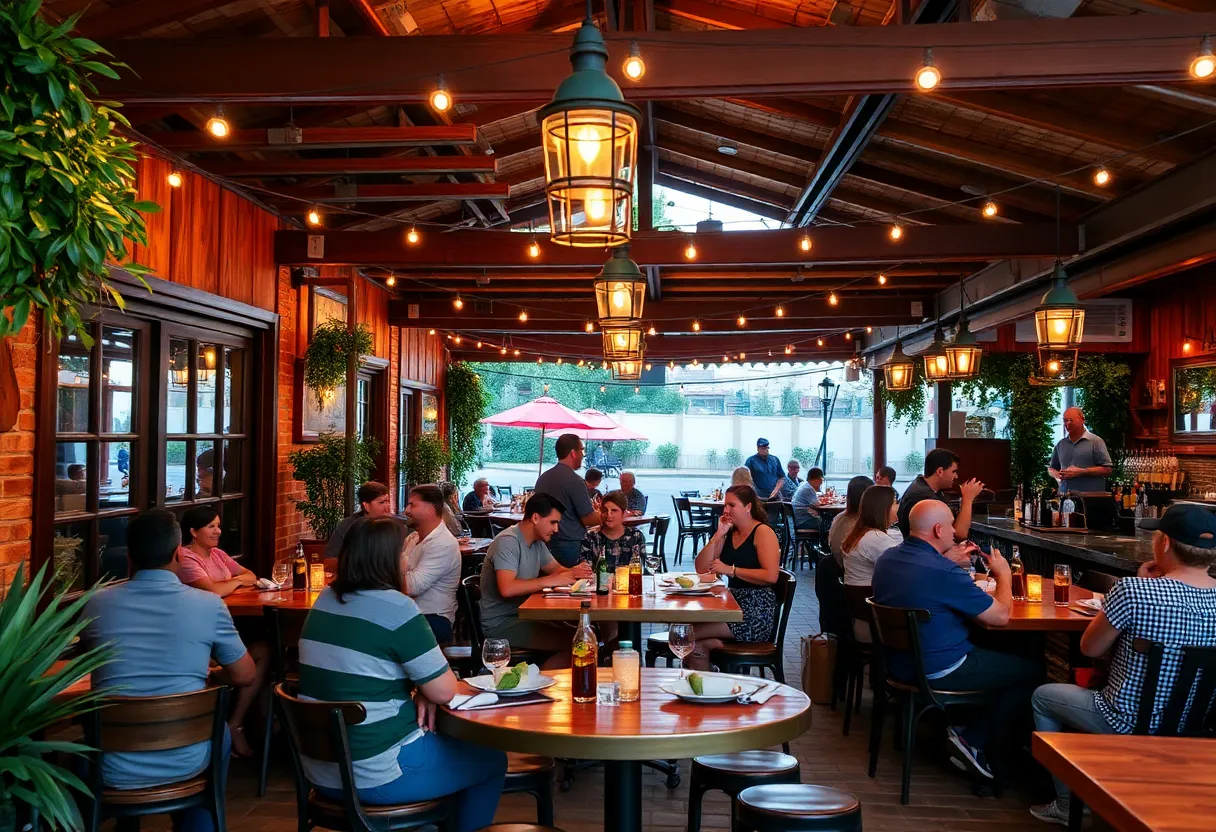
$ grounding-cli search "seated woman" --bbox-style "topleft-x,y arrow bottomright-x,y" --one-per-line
299,517 -> 507,831
440,481 -> 470,537
828,475 -> 874,567
730,466 -> 754,488
177,505 -> 269,758
841,485 -> 902,588
687,485 -> 781,669
1028,504 -> 1216,826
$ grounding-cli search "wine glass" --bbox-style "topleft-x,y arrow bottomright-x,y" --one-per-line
271,560 -> 291,588
482,638 -> 511,675
644,550 -> 662,596
668,624 -> 695,679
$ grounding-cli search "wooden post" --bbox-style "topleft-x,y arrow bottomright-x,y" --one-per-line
344,277 -> 358,516
872,370 -> 886,469
936,380 -> 953,440
315,0 -> 330,37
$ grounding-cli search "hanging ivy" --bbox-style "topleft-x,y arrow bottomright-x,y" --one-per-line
876,364 -> 929,429
400,433 -> 450,487
1075,355 -> 1132,478
303,318 -> 373,409
446,361 -> 490,487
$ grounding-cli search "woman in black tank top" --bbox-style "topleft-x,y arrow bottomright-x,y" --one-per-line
687,485 -> 781,670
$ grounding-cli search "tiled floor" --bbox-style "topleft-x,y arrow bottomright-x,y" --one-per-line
144,563 -> 1050,831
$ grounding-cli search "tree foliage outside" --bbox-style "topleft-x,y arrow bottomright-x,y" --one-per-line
1074,355 -> 1132,479
0,1 -> 158,343
725,448 -> 743,468
289,433 -> 381,540
780,385 -> 802,416
751,393 -> 775,416
473,362 -> 687,416
656,443 -> 681,469
903,451 -> 924,476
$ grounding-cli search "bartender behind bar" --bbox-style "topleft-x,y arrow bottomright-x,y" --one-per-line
1047,407 -> 1113,493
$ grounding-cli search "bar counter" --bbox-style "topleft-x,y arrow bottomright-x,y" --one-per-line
971,517 -> 1153,577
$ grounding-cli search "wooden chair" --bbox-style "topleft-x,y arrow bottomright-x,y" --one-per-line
260,606 -> 310,797
495,485 -> 514,501
765,501 -> 790,565
839,584 -> 876,738
465,514 -> 494,539
792,514 -> 823,570
461,574 -> 537,668
710,569 -> 798,684
865,600 -> 1000,805
274,684 -> 456,832
687,751 -> 800,832
504,753 -> 557,826
83,687 -> 231,832
734,784 -> 862,832
777,504 -> 797,568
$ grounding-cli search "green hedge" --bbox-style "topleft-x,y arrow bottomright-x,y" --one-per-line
490,428 -> 556,464
656,443 -> 680,469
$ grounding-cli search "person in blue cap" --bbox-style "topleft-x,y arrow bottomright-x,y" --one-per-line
744,438 -> 783,500
1028,503 -> 1216,825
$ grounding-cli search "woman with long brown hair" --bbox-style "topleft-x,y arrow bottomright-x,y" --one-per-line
687,484 -> 781,669
841,485 -> 902,587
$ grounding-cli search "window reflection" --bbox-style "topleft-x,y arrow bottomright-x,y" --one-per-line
222,439 -> 243,496
57,334 -> 90,432
166,441 -> 187,502
195,440 -> 217,498
102,327 -> 136,434
97,515 -> 131,582
167,339 -> 189,433
53,523 -> 89,593
55,442 -> 89,513
224,348 -> 244,434
197,344 -> 218,433
100,442 -> 134,509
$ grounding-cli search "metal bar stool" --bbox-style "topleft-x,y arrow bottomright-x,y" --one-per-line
687,751 -> 800,832
735,784 -> 863,832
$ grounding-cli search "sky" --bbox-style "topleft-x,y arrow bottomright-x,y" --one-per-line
657,184 -> 780,232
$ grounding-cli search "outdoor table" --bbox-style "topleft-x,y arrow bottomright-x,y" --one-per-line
518,576 -> 742,646
225,587 -> 322,616
1032,732 -> 1216,832
973,582 -> 1097,632
489,512 -> 658,529
438,667 -> 811,832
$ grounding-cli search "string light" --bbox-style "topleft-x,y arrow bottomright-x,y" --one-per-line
585,321 -> 594,333
1093,166 -> 1111,186
775,305 -> 785,317
739,352 -> 746,360
518,310 -> 528,323
915,48 -> 941,91
543,383 -> 550,394
692,320 -> 701,333
684,237 -> 697,260
737,315 -> 746,327
889,223 -> 903,241
453,335 -> 461,344
305,206 -> 322,227
1191,35 -> 1215,80
866,326 -> 873,333
453,295 -> 464,310
647,324 -> 657,336
845,332 -> 852,340
578,359 -> 586,366
784,345 -> 793,355
623,41 -> 646,80
600,385 -> 606,393
877,273 -> 887,285
537,356 -> 543,364
817,337 -> 825,347
528,237 -> 541,258
556,357 -> 563,365
385,275 -> 396,287
799,234 -> 812,254
634,386 -> 640,394
205,104 -> 230,139
406,226 -> 420,245
982,200 -> 999,218
828,292 -> 838,306
722,355 -> 730,363
500,346 -> 508,355
430,74 -> 452,112
669,361 -> 675,370
166,170 -> 183,188
476,341 -> 483,349
428,329 -> 436,335
1183,339 -> 1193,353
513,349 -> 521,356
644,362 -> 652,371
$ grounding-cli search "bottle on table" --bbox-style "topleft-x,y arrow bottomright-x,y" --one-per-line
292,542 -> 307,590
1010,545 -> 1026,601
1061,495 -> 1076,528
612,640 -> 640,703
571,601 -> 598,703
595,550 -> 610,595
628,556 -> 643,596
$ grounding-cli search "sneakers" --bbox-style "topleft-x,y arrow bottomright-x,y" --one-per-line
1029,800 -> 1070,826
946,726 -> 994,779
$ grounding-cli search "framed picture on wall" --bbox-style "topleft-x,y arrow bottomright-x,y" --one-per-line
422,392 -> 439,435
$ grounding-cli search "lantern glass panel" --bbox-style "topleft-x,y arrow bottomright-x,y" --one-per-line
594,276 -> 646,322
1034,307 -> 1085,349
601,325 -> 643,360
543,108 -> 637,248
1029,348 -> 1079,386
923,352 -> 950,381
612,360 -> 642,380
945,343 -> 983,378
883,360 -> 914,391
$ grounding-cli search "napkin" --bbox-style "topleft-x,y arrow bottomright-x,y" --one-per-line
449,691 -> 555,711
1074,596 -> 1103,612
255,578 -> 282,590
743,683 -> 794,704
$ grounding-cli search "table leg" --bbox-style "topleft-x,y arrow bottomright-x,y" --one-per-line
605,760 -> 643,832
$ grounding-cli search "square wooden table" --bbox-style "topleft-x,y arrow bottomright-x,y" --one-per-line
1032,732 -> 1216,831
974,583 -> 1098,632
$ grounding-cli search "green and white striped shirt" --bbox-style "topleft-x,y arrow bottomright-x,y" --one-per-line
298,587 -> 449,789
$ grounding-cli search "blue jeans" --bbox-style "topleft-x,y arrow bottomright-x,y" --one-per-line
334,732 -> 507,832
173,727 -> 230,832
931,647 -> 1041,750
1032,683 -> 1118,808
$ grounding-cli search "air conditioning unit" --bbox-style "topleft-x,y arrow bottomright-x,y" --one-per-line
373,2 -> 420,35
1014,297 -> 1132,343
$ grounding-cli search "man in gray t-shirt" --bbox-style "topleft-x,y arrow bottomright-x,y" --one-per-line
479,493 -> 592,668
1048,407 -> 1113,494
533,434 -> 600,566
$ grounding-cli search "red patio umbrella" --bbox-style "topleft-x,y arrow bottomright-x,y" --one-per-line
545,408 -> 649,441
480,396 -> 601,477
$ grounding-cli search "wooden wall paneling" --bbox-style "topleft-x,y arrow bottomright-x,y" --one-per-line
250,213 -> 281,312
134,156 -> 173,280
218,189 -> 255,308
169,172 -> 221,296
358,280 -> 391,358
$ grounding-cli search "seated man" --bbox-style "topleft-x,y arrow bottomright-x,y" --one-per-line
619,470 -> 647,515
325,481 -> 401,562
479,493 -> 593,669
896,448 -> 984,539
872,500 -> 1037,781
82,510 -> 255,832
791,466 -> 825,530
463,477 -> 497,513
874,465 -> 897,491
1028,504 -> 1216,826
769,458 -> 803,501
585,467 -> 605,505
402,484 -> 462,644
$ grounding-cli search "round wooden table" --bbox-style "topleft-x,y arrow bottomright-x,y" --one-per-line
438,667 -> 811,832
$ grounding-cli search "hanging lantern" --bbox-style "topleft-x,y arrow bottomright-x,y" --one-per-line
601,324 -> 644,361
945,316 -> 983,380
1028,348 -> 1079,387
881,340 -> 916,392
612,359 -> 643,380
171,351 -> 190,387
1034,262 -> 1085,350
594,247 -> 646,324
920,325 -> 951,382
198,345 -> 217,383
540,19 -> 640,248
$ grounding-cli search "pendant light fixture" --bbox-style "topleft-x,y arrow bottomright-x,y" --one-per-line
944,280 -> 982,380
612,359 -> 643,381
602,324 -> 644,361
1028,348 -> 1079,387
921,323 -> 951,382
881,329 -> 916,392
594,246 -> 646,324
539,4 -> 640,248
1034,187 -> 1085,355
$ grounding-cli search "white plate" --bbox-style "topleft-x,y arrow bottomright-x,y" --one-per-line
465,674 -> 558,696
659,673 -> 763,704
665,588 -> 715,597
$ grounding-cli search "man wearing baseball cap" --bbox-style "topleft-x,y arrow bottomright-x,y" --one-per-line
1027,504 -> 1216,826
744,438 -> 784,501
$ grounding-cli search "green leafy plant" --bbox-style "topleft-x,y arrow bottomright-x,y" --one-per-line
791,446 -> 815,467
0,1 -> 158,344
780,385 -> 801,416
655,442 -> 680,469
303,319 -> 373,410
610,439 -> 650,466
903,451 -> 924,476
878,363 -> 929,428
288,432 -> 380,540
725,448 -> 742,468
1075,355 -> 1132,478
490,428 -> 555,464
0,563 -> 115,830
705,449 -> 719,469
445,362 -> 489,487
400,433 -> 450,487
750,394 -> 775,416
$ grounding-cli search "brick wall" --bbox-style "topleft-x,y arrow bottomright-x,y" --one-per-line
1179,455 -> 1216,494
0,322 -> 37,591
274,267 -> 307,563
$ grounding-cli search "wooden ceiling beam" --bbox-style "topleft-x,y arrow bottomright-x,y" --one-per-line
142,125 -> 479,152
100,13 -> 1216,103
277,223 -> 1079,268
204,156 -> 497,177
262,183 -> 511,203
77,0 -> 233,39
657,0 -> 788,29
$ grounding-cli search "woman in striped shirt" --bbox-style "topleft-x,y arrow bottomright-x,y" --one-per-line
298,518 -> 507,831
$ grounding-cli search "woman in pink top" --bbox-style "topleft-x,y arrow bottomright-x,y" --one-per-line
180,506 -> 268,757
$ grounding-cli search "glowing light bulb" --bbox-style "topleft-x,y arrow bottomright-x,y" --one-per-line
528,239 -> 540,258
206,105 -> 229,138
623,42 -> 645,80
737,315 -> 746,327
386,275 -> 396,287
722,355 -> 730,363
669,361 -> 675,370
614,333 -> 628,348
982,200 -> 999,218
500,346 -> 508,355
612,288 -> 628,310
775,306 -> 785,317
866,326 -> 873,334
476,341 -> 482,349
739,352 -> 746,360
817,338 -> 824,347
828,292 -> 838,306
453,336 -> 461,344
1184,340 -> 1193,353
845,332 -> 852,340
574,125 -> 604,165
1047,360 -> 1061,373
685,240 -> 697,260
537,357 -> 543,364
1053,319 -> 1068,335
1191,36 -> 1215,79
306,207 -> 322,227
430,75 -> 452,112
1094,167 -> 1111,186
585,321 -> 595,333
784,345 -> 793,355
891,366 -> 907,385
453,295 -> 464,310
578,359 -> 585,366
513,349 -> 520,356
634,386 -> 640,394
877,273 -> 888,285
915,48 -> 941,91
692,320 -> 701,333
799,234 -> 812,253
406,227 -> 420,245
600,385 -> 606,393
647,325 -> 656,336
889,224 -> 903,241
428,329 -> 436,335
167,170 -> 183,188
518,310 -> 528,323
557,357 -> 564,365
644,363 -> 652,371
585,189 -> 607,221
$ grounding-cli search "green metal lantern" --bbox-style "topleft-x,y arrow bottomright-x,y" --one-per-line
945,316 -> 983,380
1034,262 -> 1085,350
594,248 -> 646,323
1029,348 -> 1079,386
540,19 -> 640,248
881,340 -> 916,391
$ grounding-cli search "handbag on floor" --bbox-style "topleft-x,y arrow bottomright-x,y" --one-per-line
801,632 -> 837,705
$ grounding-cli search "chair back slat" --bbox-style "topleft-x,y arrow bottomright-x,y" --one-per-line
274,684 -> 367,764
95,687 -> 224,752
463,574 -> 488,657
1133,637 -> 1216,737
1078,569 -> 1118,594
867,600 -> 935,697
843,585 -> 873,632
771,569 -> 797,647
673,497 -> 694,533
650,516 -> 671,559
680,490 -> 701,498
466,515 -> 494,539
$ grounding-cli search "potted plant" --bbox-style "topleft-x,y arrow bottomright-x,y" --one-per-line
289,432 -> 381,548
303,320 -> 373,410
399,434 -> 450,488
0,564 -> 113,831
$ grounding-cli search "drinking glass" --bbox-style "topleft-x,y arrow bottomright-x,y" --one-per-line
1027,574 -> 1043,602
271,560 -> 291,588
482,638 -> 511,674
644,551 -> 662,596
668,624 -> 695,678
1053,564 -> 1072,607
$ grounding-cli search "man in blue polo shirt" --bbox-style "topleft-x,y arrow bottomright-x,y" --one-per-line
744,438 -> 783,499
873,500 -> 1038,781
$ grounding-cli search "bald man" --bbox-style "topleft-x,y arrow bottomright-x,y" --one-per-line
873,500 -> 1038,782
1048,407 -> 1113,494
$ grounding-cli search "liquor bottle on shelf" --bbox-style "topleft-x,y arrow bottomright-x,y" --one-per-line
571,602 -> 598,703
